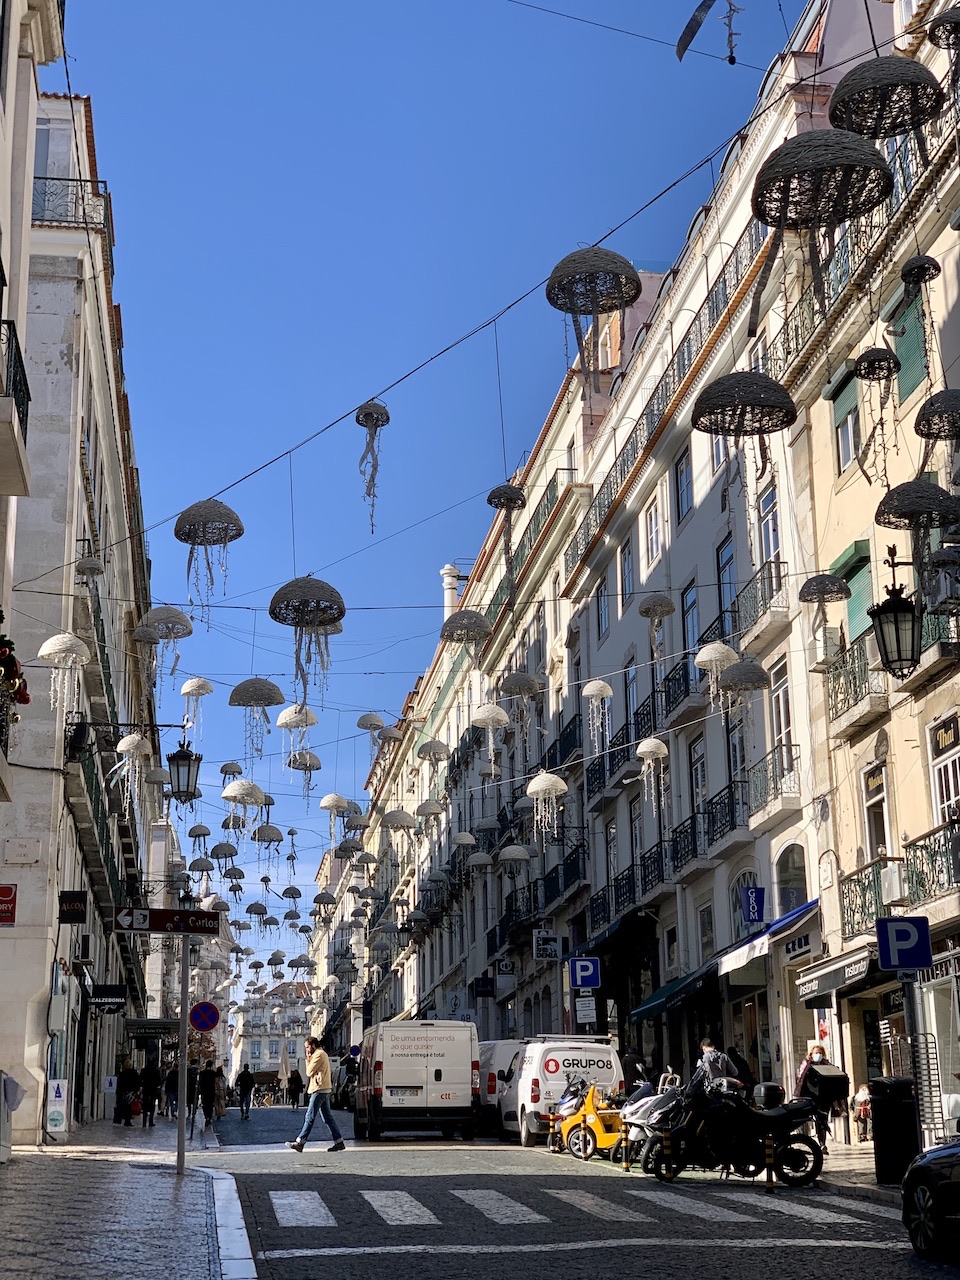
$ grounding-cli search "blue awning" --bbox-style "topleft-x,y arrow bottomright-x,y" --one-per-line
629,974 -> 690,1022
718,899 -> 819,976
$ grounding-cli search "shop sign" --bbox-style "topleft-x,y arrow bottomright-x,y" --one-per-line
46,1079 -> 68,1133
89,983 -> 127,1012
881,988 -> 904,1017
864,764 -> 885,796
930,713 -> 960,760
739,885 -> 765,924
796,949 -> 870,1006
0,884 -> 17,926
58,891 -> 87,925
472,974 -> 495,999
782,932 -> 812,962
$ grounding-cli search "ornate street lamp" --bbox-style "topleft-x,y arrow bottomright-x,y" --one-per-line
868,546 -> 923,679
166,740 -> 202,806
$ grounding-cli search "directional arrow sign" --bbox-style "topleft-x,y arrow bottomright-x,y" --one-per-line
113,907 -> 220,935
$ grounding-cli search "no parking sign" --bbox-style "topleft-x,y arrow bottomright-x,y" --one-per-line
189,1001 -> 220,1032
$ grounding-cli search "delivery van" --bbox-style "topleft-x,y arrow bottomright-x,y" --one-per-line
498,1036 -> 622,1146
354,1019 -> 480,1141
478,1039 -> 526,1133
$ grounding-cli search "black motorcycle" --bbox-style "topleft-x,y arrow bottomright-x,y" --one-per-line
640,1067 -> 823,1187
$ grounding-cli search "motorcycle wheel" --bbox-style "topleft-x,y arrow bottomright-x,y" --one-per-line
732,1141 -> 764,1179
773,1134 -> 823,1187
644,1136 -> 686,1182
566,1126 -> 597,1161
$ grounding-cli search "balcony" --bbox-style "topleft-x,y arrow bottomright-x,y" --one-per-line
612,865 -> 636,916
659,659 -> 706,729
589,886 -> 610,934
505,879 -> 545,933
671,814 -> 709,880
0,320 -> 30,496
896,611 -> 960,695
561,843 -> 588,897
540,713 -> 582,774
0,693 -> 11,802
633,691 -> 658,741
747,743 -> 801,832
904,820 -> 960,906
735,558 -> 790,649
704,780 -> 750,857
840,860 -> 884,940
543,863 -> 563,906
604,721 -> 644,793
486,468 -> 578,626
638,841 -> 669,900
825,633 -> 888,740
585,755 -> 607,805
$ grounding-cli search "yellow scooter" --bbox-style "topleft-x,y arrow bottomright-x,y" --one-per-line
558,1083 -> 624,1160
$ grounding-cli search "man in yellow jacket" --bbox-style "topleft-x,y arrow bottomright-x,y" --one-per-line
286,1036 -> 346,1153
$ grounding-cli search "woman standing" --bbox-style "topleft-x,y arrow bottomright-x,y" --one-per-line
288,1068 -> 305,1110
115,1058 -> 140,1127
214,1066 -> 228,1119
795,1043 -> 831,1152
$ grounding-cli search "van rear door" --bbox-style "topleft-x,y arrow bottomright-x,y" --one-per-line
424,1023 -> 472,1111
380,1025 -> 429,1109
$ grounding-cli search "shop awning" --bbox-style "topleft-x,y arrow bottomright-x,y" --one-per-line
795,946 -> 872,1008
629,975 -> 690,1022
717,900 -> 819,976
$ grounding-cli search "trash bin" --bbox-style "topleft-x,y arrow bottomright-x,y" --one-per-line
869,1076 -> 920,1184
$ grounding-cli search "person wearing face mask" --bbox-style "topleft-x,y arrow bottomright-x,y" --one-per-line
795,1043 -> 831,1152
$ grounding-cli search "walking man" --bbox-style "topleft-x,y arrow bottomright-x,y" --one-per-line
236,1063 -> 254,1120
286,1036 -> 345,1153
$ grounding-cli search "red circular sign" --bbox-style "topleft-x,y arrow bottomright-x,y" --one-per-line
543,1056 -> 560,1075
189,1001 -> 220,1032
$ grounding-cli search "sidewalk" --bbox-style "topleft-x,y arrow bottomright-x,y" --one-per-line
815,1140 -> 903,1207
0,1116 -> 254,1280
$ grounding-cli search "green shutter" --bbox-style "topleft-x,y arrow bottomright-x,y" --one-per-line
846,561 -> 873,642
831,375 -> 858,423
895,297 -> 926,401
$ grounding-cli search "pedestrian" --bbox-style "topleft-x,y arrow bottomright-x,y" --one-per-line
286,1035 -> 345,1153
288,1068 -> 305,1110
198,1060 -> 217,1130
698,1038 -> 735,1081
621,1045 -> 646,1094
235,1063 -> 254,1120
115,1058 -> 140,1127
853,1082 -> 871,1142
725,1044 -> 757,1095
140,1060 -> 162,1128
214,1066 -> 227,1119
186,1060 -> 200,1121
795,1043 -> 832,1152
164,1064 -> 179,1119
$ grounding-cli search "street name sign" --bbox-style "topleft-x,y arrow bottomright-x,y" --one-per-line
113,906 -> 220,935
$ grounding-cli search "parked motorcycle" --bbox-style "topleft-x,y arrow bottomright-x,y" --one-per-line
640,1067 -> 823,1186
613,1081 -> 683,1169
559,1081 -> 628,1160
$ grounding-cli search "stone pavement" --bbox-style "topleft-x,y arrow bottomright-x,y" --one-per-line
0,1111 -> 907,1280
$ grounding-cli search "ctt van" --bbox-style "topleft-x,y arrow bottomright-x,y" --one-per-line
498,1036 -> 622,1146
354,1019 -> 480,1141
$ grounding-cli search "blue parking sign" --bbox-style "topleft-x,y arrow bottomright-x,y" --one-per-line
876,916 -> 932,971
568,956 -> 601,989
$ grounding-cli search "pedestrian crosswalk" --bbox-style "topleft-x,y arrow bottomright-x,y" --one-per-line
265,1185 -> 900,1234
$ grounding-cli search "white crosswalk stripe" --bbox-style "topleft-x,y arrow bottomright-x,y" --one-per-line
269,1190 -> 337,1227
721,1189 -> 866,1226
624,1187 -> 757,1222
544,1189 -> 652,1222
452,1190 -> 549,1224
361,1190 -> 441,1225
794,1193 -> 901,1221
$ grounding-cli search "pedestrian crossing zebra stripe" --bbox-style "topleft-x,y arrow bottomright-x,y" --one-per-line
624,1186 -> 756,1222
721,1190 -> 866,1227
543,1188 -> 652,1221
269,1191 -> 336,1227
451,1189 -> 548,1224
360,1190 -> 441,1225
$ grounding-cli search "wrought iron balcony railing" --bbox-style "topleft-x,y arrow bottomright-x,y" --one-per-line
735,558 -> 786,635
671,814 -> 702,873
639,841 -> 666,895
543,863 -> 563,906
32,176 -> 110,229
704,780 -> 749,846
660,660 -> 692,720
607,721 -> 631,775
839,860 -> 884,940
589,885 -> 610,933
825,632 -> 886,721
486,468 -> 577,623
540,712 -> 582,774
612,865 -> 636,916
633,691 -> 658,741
904,819 -> 960,905
562,843 -> 587,890
0,320 -> 30,440
747,742 -> 800,815
586,755 -> 606,800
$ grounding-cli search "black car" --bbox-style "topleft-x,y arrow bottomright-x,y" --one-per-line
902,1135 -> 960,1258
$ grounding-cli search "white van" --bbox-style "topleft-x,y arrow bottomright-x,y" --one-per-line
499,1036 -> 622,1146
354,1020 -> 480,1141
478,1039 -> 526,1133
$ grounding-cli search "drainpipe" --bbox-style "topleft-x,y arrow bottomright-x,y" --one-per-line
441,564 -> 461,620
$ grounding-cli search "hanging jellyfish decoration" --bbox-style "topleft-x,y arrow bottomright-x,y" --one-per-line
252,821 -> 284,876
36,632 -> 91,714
637,591 -> 676,655
415,799 -> 445,832
581,679 -> 613,756
545,248 -> 642,393
268,575 -> 346,707
109,733 -> 152,815
319,792 -> 350,842
525,770 -> 568,841
487,484 -> 526,610
189,824 -> 210,856
875,479 -> 960,608
356,400 -> 390,533
277,703 -> 317,760
635,737 -> 669,803
693,642 -> 738,709
228,677 -> 285,761
748,130 -> 893,338
173,498 -> 244,620
828,56 -> 944,170
140,606 -> 193,684
221,778 -> 266,847
798,574 -> 852,642
691,371 -> 798,479
929,545 -> 960,614
472,703 -> 510,768
357,711 -> 385,758
717,658 -> 771,746
180,676 -> 213,736
439,608 -> 493,669
416,738 -> 450,787
854,346 -> 902,487
288,749 -> 321,804
676,0 -> 741,65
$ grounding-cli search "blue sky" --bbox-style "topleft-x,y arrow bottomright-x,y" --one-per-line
40,1 -> 806,945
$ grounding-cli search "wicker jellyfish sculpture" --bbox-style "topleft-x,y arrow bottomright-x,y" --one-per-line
356,400 -> 390,533
546,248 -> 642,392
269,575 -> 345,706
173,498 -> 244,617
828,56 -> 944,166
487,483 -> 526,610
229,676 -> 285,761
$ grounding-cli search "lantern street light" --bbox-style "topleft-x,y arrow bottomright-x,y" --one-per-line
166,740 -> 202,806
868,545 -> 923,679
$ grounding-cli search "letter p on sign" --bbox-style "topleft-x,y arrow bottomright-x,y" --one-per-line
876,916 -> 933,971
569,956 -> 601,989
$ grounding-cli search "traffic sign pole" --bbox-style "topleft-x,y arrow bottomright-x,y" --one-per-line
901,973 -> 925,1155
176,936 -> 190,1177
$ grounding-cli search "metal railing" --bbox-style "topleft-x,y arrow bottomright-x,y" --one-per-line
80,751 -> 124,906
735,558 -> 786,635
589,886 -> 610,933
540,712 -> 582,773
607,721 -> 631,776
904,819 -> 960,905
32,176 -> 110,229
639,841 -> 666,895
920,610 -> 960,653
586,755 -> 606,799
486,468 -> 577,623
747,742 -> 800,815
840,860 -> 884,940
562,843 -> 587,890
671,814 -> 702,873
633,691 -> 658,740
705,780 -> 748,846
0,321 -> 30,440
564,218 -> 767,577
543,863 -> 563,906
613,865 -> 636,915
660,660 -> 693,720
825,633 -> 886,721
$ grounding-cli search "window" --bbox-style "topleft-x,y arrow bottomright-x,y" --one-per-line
689,735 -> 708,813
675,450 -> 693,522
620,536 -> 635,604
749,333 -> 769,375
605,819 -> 618,883
645,498 -> 661,566
770,657 -> 792,757
717,536 -> 736,639
681,581 -> 699,676
288,1040 -> 298,1057
595,576 -> 609,639
730,867 -> 761,941
698,903 -> 715,963
931,715 -> 960,824
664,924 -> 679,975
624,660 -> 639,726
776,843 -> 808,916
269,1040 -> 279,1059
832,377 -> 860,474
658,757 -> 673,839
551,572 -> 561,637
758,483 -> 780,567
728,716 -> 746,780
251,1041 -> 261,1060
895,295 -> 927,402
630,794 -> 644,861
843,556 -> 873,641
712,432 -> 727,472
652,618 -> 666,689
862,764 -> 890,861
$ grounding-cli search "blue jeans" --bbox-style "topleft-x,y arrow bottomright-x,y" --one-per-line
296,1090 -> 341,1144
238,1091 -> 252,1118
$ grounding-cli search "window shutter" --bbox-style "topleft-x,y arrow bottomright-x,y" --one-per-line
831,375 -> 858,424
845,561 -> 873,642
895,297 -> 926,402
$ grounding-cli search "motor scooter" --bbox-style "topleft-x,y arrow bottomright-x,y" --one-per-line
558,1080 -> 627,1160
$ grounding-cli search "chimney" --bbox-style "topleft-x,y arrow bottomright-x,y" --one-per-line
441,563 -> 461,619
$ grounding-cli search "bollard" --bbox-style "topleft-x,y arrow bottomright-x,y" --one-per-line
662,1130 -> 674,1182
581,1110 -> 591,1160
547,1109 -> 557,1154
764,1135 -> 776,1194
620,1118 -> 632,1173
